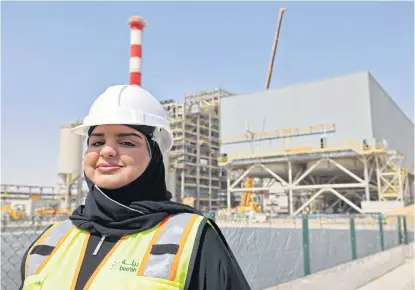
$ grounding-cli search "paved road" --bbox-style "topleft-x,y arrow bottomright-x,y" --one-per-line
357,258 -> 414,290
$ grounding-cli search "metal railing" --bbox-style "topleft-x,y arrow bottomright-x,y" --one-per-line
222,141 -> 388,163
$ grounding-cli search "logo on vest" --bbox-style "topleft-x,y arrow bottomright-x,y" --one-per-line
110,259 -> 140,273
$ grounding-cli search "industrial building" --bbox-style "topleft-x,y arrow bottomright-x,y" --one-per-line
0,184 -> 77,220
3,13 -> 411,216
162,88 -> 232,211
57,122 -> 85,208
2,71 -> 413,217
1,122 -> 85,220
219,71 -> 414,215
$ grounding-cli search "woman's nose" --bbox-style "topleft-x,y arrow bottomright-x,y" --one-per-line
100,145 -> 118,158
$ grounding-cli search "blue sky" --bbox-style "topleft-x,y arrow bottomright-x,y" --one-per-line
1,1 -> 414,186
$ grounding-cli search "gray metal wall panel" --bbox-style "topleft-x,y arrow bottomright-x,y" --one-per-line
368,74 -> 414,170
220,72 -> 373,156
220,227 -> 384,290
220,227 -> 304,290
309,228 -> 352,274
356,229 -> 381,258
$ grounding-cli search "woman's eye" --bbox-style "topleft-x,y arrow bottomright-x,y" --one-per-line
120,141 -> 135,147
91,141 -> 105,147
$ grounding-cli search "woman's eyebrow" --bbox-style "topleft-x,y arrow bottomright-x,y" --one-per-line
90,133 -> 143,139
91,133 -> 143,139
117,133 -> 143,139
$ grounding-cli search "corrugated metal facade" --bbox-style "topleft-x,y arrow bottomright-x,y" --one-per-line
368,74 -> 414,169
220,71 -> 414,170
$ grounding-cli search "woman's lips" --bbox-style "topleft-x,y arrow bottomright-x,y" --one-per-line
96,163 -> 122,173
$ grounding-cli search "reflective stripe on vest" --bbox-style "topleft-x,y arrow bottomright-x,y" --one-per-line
25,220 -> 74,278
138,213 -> 199,280
23,213 -> 206,290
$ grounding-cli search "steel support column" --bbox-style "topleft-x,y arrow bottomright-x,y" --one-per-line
375,156 -> 382,201
288,161 -> 293,215
226,176 -> 231,212
230,164 -> 257,189
363,158 -> 370,201
294,188 -> 325,216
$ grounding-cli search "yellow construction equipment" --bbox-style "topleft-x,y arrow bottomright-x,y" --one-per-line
235,177 -> 261,212
9,208 -> 26,219
218,154 -> 228,167
35,206 -> 71,217
1,204 -> 26,220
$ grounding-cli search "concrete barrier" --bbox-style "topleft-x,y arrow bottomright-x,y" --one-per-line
264,243 -> 414,290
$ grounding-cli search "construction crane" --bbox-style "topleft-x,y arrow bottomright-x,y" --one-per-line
265,8 -> 286,90
234,8 -> 286,214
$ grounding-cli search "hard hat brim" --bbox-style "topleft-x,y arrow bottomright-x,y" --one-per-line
71,124 -> 90,136
71,122 -> 173,153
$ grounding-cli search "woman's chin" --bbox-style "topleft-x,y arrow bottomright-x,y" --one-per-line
94,175 -> 128,190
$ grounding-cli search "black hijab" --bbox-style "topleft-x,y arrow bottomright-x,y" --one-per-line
70,125 -> 202,238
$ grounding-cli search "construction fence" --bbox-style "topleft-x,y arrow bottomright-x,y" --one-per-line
1,217 -> 67,290
216,213 -> 414,290
1,214 -> 413,290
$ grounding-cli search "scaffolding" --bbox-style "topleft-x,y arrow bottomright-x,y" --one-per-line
219,139 -> 414,215
162,89 -> 232,211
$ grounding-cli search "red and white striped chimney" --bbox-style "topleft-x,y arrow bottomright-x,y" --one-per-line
128,16 -> 146,86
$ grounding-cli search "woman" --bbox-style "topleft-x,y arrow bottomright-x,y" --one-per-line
19,85 -> 251,290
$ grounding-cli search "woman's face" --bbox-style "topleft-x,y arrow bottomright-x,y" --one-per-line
84,125 -> 151,189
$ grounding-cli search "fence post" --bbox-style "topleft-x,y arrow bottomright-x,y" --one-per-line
302,215 -> 310,276
350,215 -> 357,260
403,216 -> 408,245
378,213 -> 385,251
397,216 -> 402,245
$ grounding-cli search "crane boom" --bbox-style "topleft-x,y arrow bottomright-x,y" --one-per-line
265,8 -> 286,90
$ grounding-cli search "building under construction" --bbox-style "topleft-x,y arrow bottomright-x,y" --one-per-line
219,71 -> 414,215
162,88 -> 232,211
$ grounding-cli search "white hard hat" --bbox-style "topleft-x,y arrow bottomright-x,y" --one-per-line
71,85 -> 173,153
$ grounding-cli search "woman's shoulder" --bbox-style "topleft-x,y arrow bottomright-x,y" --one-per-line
188,220 -> 252,290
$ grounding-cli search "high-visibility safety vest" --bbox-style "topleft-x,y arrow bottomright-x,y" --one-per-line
23,213 -> 206,290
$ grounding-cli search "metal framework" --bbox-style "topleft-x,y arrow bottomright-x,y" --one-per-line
162,89 -> 232,211
0,184 -> 82,217
222,143 -> 414,215
0,184 -> 83,201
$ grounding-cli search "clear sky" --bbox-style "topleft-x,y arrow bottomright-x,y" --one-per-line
1,1 -> 414,187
